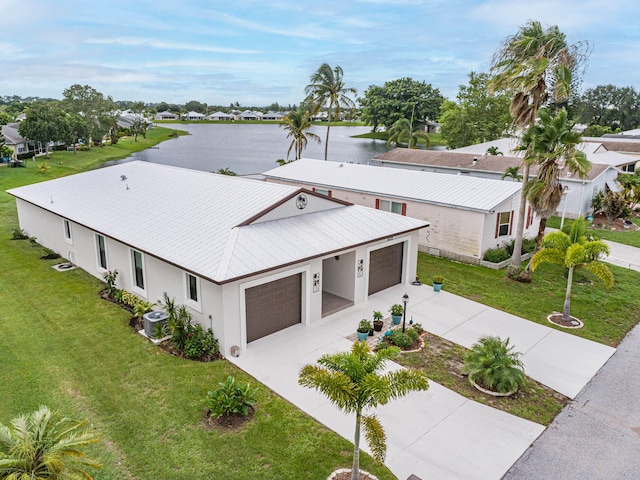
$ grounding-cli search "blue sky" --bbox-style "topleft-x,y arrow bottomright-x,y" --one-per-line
2,0 -> 639,106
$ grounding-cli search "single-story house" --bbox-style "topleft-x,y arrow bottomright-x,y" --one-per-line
262,111 -> 285,121
241,110 -> 263,121
8,162 -> 426,357
208,111 -> 232,121
182,111 -> 206,121
154,111 -> 178,120
374,147 -> 620,219
1,122 -> 50,159
263,158 -> 538,264
117,113 -> 152,129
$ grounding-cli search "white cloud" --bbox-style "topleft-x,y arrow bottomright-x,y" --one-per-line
85,37 -> 260,55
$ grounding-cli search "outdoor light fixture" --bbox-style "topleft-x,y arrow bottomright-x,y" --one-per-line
402,293 -> 409,333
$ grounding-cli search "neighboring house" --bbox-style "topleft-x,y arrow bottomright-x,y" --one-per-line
585,135 -> 640,172
241,110 -> 263,120
263,158 -> 537,264
182,111 -> 206,121
375,146 -> 620,219
208,111 -> 232,121
117,113 -> 152,129
262,111 -> 285,121
1,122 -> 47,158
8,161 -> 425,356
154,111 -> 178,120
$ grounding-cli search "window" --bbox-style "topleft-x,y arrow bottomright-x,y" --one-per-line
132,250 -> 145,290
63,219 -> 73,244
495,211 -> 512,237
376,199 -> 406,215
96,234 -> 108,270
313,188 -> 332,197
186,273 -> 198,302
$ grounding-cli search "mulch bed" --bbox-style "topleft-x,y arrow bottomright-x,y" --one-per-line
202,407 -> 254,431
590,212 -> 639,231
548,313 -> 583,328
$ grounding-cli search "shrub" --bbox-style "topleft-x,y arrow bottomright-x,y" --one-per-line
102,270 -> 119,297
406,327 -> 420,343
11,228 -> 28,240
462,336 -> 526,394
389,304 -> 403,316
184,324 -> 219,359
133,301 -> 154,319
603,191 -> 627,222
483,247 -> 510,263
205,375 -> 257,418
521,238 -> 536,254
388,329 -> 412,348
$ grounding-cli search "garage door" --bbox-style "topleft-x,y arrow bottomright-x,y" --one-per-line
245,273 -> 302,343
368,243 -> 403,295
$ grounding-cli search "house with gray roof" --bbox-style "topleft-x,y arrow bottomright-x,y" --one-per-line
8,161 -> 425,356
263,158 -> 538,264
154,111 -> 178,120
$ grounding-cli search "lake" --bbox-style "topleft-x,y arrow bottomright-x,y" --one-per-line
129,123 -> 420,175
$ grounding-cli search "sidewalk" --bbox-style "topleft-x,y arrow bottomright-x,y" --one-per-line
503,322 -> 640,479
603,239 -> 640,272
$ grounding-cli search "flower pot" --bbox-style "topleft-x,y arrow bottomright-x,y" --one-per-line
391,315 -> 402,325
357,331 -> 369,341
433,283 -> 442,292
373,320 -> 383,332
368,329 -> 374,336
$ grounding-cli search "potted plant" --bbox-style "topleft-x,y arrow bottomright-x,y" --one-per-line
462,336 -> 526,396
432,275 -> 446,292
357,319 -> 372,341
389,304 -> 403,325
372,310 -> 384,332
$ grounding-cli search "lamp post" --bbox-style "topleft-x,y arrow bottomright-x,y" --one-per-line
560,186 -> 570,230
402,293 -> 409,333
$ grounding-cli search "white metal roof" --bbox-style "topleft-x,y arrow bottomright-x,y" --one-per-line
8,161 -> 426,283
262,158 -> 522,213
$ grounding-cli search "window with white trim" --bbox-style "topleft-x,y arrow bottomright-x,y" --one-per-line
497,211 -> 511,237
186,273 -> 199,303
63,219 -> 73,244
131,250 -> 145,291
96,234 -> 108,270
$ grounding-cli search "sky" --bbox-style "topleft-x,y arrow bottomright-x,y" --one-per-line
2,0 -> 639,107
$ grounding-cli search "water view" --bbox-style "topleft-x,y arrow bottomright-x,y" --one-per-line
131,124 -> 392,175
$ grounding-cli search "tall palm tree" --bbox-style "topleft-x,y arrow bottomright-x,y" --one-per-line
386,118 -> 431,149
501,166 -> 523,182
532,217 -> 613,322
489,20 -> 589,278
279,108 -> 320,160
299,341 -> 428,480
305,63 -> 356,161
0,405 -> 101,479
516,108 -> 591,252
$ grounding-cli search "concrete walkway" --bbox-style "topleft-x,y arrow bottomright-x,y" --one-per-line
603,239 -> 640,272
503,322 -> 640,479
229,283 -> 615,479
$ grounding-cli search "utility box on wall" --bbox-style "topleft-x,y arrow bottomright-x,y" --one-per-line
230,345 -> 240,357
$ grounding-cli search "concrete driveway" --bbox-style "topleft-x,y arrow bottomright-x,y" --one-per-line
229,283 -> 614,479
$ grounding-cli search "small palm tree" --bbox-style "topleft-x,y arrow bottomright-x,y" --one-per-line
463,336 -> 526,394
0,405 -> 101,479
501,166 -> 523,182
532,217 -> 613,322
486,146 -> 503,155
305,63 -> 357,160
299,341 -> 428,480
279,108 -> 320,160
386,118 -> 431,149
216,167 -> 237,176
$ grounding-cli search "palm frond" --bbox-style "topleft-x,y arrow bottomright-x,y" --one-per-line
362,414 -> 387,463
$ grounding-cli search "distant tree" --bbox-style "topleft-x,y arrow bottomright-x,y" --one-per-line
386,117 -> 430,149
579,84 -> 640,131
130,116 -> 148,142
0,111 -> 12,125
275,158 -> 293,166
501,166 -> 522,181
130,101 -> 146,114
359,78 -> 444,132
615,173 -> 640,206
217,167 -> 237,176
439,72 -> 511,149
184,100 -> 206,113
62,84 -> 115,147
155,102 -> 170,112
279,108 -> 321,160
67,113 -> 90,154
582,124 -> 616,137
0,405 -> 101,479
486,146 -> 503,155
305,63 -> 357,160
19,102 -> 69,158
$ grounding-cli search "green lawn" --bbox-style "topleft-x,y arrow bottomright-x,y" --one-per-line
0,133 -> 395,480
417,252 -> 640,347
547,215 -> 640,248
351,131 -> 447,147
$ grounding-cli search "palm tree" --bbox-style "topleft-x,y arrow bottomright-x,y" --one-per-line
463,336 -> 526,394
299,341 -> 428,480
216,167 -> 236,176
516,108 -> 591,253
532,217 -> 613,322
305,63 -> 356,161
486,146 -> 503,155
501,166 -> 523,182
615,173 -> 640,207
279,108 -> 320,160
0,405 -> 101,479
385,118 -> 431,149
489,20 -> 589,278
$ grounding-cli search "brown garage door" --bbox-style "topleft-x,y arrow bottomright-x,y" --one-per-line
245,273 -> 302,343
368,243 -> 403,295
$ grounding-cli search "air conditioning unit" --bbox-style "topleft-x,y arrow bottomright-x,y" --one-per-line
143,311 -> 168,338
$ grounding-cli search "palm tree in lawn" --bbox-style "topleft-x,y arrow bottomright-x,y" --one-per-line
501,166 -> 523,182
279,108 -> 320,160
0,405 -> 101,479
299,341 -> 428,480
305,63 -> 356,160
386,117 -> 431,149
516,108 -> 591,254
489,20 -> 589,279
532,217 -> 613,323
